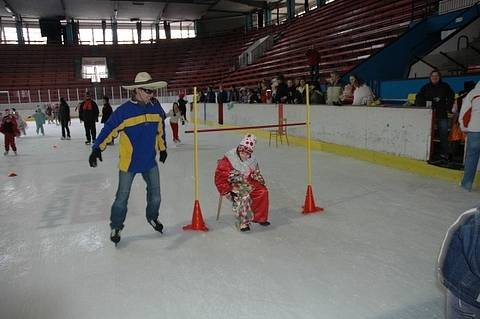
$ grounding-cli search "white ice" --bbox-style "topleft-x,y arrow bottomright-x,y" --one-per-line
0,119 -> 478,319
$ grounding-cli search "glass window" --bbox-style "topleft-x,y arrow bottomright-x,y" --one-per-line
117,28 -> 133,44
170,22 -> 181,39
82,65 -> 108,82
141,26 -> 153,43
28,27 -> 46,44
93,28 -> 104,45
4,27 -> 18,44
79,28 -> 93,45
132,28 -> 138,44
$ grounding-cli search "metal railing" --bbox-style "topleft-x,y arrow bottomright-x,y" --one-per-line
0,85 -> 180,108
439,0 -> 479,14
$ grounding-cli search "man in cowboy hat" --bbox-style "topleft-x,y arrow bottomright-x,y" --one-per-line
88,72 -> 168,246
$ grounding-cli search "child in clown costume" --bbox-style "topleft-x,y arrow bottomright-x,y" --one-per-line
214,134 -> 270,231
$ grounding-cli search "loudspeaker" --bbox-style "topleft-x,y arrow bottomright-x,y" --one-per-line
39,18 -> 62,44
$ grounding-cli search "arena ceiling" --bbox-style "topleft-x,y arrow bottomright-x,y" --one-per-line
1,0 -> 286,22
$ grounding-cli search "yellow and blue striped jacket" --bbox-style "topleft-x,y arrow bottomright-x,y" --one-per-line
93,99 -> 166,173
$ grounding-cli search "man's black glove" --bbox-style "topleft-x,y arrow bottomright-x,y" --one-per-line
89,148 -> 102,167
159,150 -> 167,163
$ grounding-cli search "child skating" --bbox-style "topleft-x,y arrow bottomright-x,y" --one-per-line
165,102 -> 186,144
0,109 -> 20,156
31,107 -> 46,135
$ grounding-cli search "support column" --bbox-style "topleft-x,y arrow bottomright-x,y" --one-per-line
258,10 -> 264,29
101,20 -> 106,44
264,8 -> 272,26
136,21 -> 142,44
65,20 -> 74,45
15,16 -> 24,45
287,0 -> 295,20
155,22 -> 160,43
112,20 -> 118,45
164,21 -> 171,39
245,13 -> 253,31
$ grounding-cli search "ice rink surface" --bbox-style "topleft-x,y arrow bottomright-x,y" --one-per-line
0,119 -> 478,319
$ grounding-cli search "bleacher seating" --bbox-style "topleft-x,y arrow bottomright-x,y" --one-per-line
0,0 -> 436,103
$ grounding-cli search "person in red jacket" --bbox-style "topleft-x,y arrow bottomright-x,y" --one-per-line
305,46 -> 320,84
214,134 -> 270,231
0,109 -> 20,156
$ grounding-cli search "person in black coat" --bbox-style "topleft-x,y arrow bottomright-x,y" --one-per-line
101,96 -> 114,145
58,97 -> 71,140
78,91 -> 99,145
275,75 -> 289,104
415,70 -> 455,161
101,96 -> 113,124
178,94 -> 188,125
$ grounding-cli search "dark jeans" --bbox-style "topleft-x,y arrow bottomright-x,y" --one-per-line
61,120 -> 70,138
461,132 -> 480,191
83,121 -> 96,142
437,118 -> 449,158
110,165 -> 161,230
446,290 -> 480,318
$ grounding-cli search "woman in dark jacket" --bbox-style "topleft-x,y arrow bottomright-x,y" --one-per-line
101,96 -> 114,145
59,97 -> 71,140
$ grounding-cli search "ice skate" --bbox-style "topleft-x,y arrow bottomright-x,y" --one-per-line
148,219 -> 164,233
110,229 -> 121,247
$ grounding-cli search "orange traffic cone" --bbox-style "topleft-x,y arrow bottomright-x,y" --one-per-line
183,200 -> 209,231
302,185 -> 324,214
8,172 -> 17,177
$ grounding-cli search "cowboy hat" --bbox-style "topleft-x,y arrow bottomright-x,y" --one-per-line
122,72 -> 168,90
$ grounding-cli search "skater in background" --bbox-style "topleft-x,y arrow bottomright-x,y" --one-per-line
165,102 -> 186,144
78,91 -> 99,145
31,107 -> 46,135
88,72 -> 168,246
215,134 -> 270,232
101,96 -> 114,145
53,103 -> 60,125
58,97 -> 71,140
0,109 -> 20,155
45,104 -> 54,124
177,93 -> 188,124
12,108 -> 27,136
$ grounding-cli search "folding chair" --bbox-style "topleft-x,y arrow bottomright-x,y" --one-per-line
269,118 -> 290,147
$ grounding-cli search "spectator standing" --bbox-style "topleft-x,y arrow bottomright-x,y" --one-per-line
286,79 -> 297,104
351,75 -> 374,106
326,71 -> 344,105
206,86 -> 216,103
305,46 -> 320,83
458,80 -> 480,191
58,97 -> 71,140
78,92 -> 100,145
296,79 -> 306,104
275,75 -> 289,104
416,70 -> 455,162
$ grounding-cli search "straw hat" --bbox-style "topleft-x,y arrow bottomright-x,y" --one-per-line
122,72 -> 168,90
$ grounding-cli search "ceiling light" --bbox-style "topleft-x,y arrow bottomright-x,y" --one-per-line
4,5 -> 12,13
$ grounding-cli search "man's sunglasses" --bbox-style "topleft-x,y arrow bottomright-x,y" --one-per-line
140,88 -> 154,94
